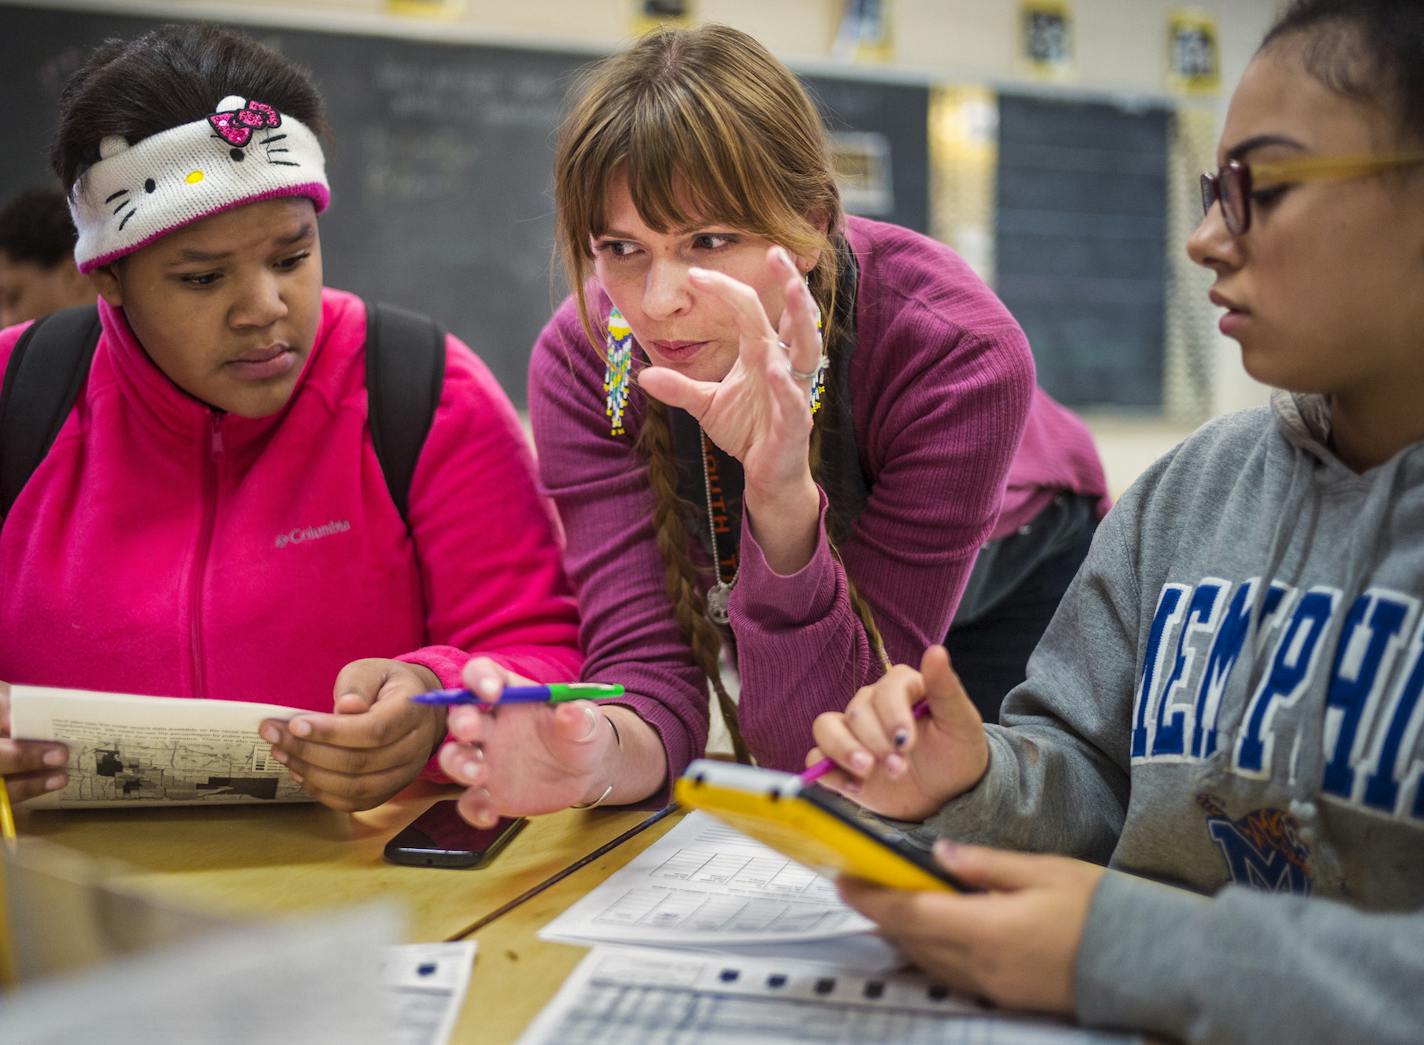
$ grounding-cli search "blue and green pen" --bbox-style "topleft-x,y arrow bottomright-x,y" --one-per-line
411,683 -> 624,708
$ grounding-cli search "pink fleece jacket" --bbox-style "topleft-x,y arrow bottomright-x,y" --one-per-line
531,216 -> 1106,789
0,288 -> 581,719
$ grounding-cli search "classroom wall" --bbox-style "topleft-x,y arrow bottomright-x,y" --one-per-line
112,0 -> 1276,101
8,0 -> 1284,416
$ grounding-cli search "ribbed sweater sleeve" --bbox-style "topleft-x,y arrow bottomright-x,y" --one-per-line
734,219 -> 1036,769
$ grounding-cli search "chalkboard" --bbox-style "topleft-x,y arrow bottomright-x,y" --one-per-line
0,3 -> 930,404
994,92 -> 1169,409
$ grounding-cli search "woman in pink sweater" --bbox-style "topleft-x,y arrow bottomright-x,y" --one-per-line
440,24 -> 1107,824
0,25 -> 580,812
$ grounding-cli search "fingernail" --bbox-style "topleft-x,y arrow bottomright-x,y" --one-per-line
43,748 -> 67,767
45,774 -> 66,790
843,779 -> 862,796
893,728 -> 909,748
849,751 -> 873,773
688,267 -> 710,280
260,725 -> 280,744
271,749 -> 288,764
477,677 -> 501,700
885,754 -> 906,777
933,838 -> 960,861
461,760 -> 480,779
289,719 -> 311,738
288,769 -> 304,785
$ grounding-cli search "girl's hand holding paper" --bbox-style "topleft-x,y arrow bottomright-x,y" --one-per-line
0,679 -> 70,805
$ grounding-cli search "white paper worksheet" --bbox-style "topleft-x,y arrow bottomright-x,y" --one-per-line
381,942 -> 478,1045
517,946 -> 1140,1045
540,811 -> 896,968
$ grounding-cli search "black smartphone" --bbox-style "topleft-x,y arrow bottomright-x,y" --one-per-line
383,800 -> 527,869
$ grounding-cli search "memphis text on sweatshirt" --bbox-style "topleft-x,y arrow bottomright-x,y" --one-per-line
1131,576 -> 1423,822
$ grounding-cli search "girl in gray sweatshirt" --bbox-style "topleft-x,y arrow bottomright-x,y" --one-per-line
808,2 -> 1424,1041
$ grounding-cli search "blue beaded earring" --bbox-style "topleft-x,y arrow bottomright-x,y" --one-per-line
605,306 -> 633,437
807,285 -> 828,416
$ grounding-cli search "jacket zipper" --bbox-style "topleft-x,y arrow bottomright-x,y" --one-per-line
190,412 -> 224,699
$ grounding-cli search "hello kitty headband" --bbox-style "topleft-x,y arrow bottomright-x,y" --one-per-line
70,96 -> 329,273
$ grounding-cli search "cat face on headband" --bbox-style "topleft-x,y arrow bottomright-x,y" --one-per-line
71,95 -> 330,273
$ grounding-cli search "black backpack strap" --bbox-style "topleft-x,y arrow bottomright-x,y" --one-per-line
0,304 -> 102,519
364,300 -> 446,532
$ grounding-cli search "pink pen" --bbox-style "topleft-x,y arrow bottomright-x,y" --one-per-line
799,698 -> 931,784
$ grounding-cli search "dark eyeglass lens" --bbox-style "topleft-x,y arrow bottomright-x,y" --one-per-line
1220,166 -> 1247,233
1200,172 -> 1215,217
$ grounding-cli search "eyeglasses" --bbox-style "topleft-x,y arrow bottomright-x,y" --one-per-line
1200,152 -> 1424,234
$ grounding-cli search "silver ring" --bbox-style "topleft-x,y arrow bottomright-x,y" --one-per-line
786,352 -> 827,383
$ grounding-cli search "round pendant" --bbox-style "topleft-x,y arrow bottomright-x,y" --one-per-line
705,581 -> 733,625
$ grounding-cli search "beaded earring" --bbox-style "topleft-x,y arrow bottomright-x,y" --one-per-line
807,283 -> 828,416
604,288 -> 827,436
605,305 -> 634,436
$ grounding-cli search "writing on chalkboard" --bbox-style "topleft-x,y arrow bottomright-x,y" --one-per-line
0,4 -> 931,405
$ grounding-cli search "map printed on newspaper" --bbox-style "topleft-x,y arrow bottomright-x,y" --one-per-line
9,685 -> 312,808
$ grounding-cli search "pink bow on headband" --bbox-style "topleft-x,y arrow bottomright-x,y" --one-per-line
207,100 -> 282,148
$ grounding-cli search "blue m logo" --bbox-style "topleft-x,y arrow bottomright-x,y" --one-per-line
1199,795 -> 1313,895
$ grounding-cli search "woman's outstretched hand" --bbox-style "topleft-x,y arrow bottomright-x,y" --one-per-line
638,246 -> 824,574
437,657 -> 666,828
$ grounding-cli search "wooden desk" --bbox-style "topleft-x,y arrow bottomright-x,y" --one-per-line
450,806 -> 686,1043
17,786 -> 672,945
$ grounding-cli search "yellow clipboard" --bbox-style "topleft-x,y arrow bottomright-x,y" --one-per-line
675,760 -> 963,892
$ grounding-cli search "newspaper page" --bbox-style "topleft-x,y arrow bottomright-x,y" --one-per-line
9,685 -> 312,808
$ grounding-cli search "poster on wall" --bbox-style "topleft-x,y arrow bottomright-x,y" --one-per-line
1167,11 -> 1220,94
829,132 -> 894,215
1020,0 -> 1073,77
832,0 -> 893,63
632,0 -> 696,35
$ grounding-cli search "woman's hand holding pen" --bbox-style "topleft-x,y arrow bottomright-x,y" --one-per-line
637,247 -> 823,575
0,680 -> 70,805
807,645 -> 990,821
438,657 -> 667,826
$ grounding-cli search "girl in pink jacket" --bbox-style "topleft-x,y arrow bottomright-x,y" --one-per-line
0,24 -> 581,812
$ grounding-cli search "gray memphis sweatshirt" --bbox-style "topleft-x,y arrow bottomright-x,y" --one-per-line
899,392 -> 1424,1043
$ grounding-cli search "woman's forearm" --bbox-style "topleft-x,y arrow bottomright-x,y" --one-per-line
590,704 -> 672,806
743,473 -> 821,576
